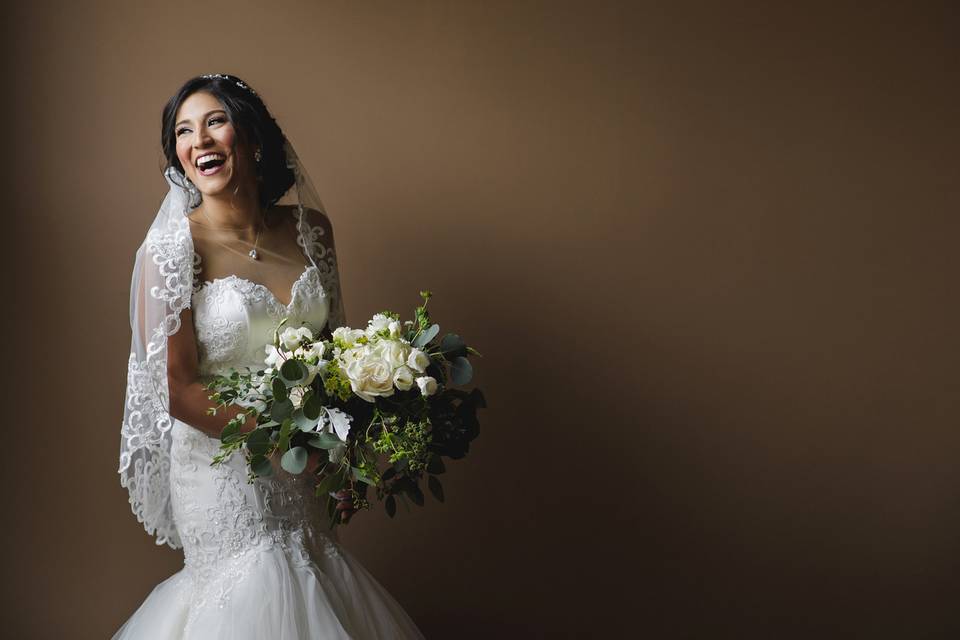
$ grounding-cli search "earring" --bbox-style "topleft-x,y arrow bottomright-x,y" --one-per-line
254,148 -> 262,163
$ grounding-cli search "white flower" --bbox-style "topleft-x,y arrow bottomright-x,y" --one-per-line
343,345 -> 395,402
406,348 -> 430,373
367,313 -> 392,333
333,326 -> 364,346
294,341 -> 326,363
416,375 -> 438,396
388,320 -> 401,337
376,339 -> 410,370
289,386 -> 306,409
280,325 -> 313,351
264,344 -> 283,368
393,365 -> 414,391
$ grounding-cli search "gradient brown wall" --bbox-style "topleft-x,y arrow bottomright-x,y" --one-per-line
4,1 -> 958,638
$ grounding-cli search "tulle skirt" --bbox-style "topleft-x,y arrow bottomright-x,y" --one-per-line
112,542 -> 424,639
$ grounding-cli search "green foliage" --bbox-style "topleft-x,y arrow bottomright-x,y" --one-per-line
204,291 -> 485,529
281,446 -> 308,474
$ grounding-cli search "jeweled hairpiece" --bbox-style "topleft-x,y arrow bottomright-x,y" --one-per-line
200,73 -> 258,96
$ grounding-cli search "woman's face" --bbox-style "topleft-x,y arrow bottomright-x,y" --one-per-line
174,90 -> 256,198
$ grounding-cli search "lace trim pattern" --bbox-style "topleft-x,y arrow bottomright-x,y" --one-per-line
294,210 -> 346,328
119,215 -> 194,550
170,423 -> 342,624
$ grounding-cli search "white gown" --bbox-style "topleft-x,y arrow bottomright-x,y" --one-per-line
114,258 -> 425,639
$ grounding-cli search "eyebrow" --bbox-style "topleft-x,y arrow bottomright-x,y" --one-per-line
175,109 -> 227,128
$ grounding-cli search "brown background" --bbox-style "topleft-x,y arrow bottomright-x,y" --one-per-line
3,1 -> 958,638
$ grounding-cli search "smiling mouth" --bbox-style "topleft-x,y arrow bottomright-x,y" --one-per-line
196,153 -> 227,176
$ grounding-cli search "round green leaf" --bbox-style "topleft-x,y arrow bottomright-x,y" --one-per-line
280,359 -> 306,384
246,428 -> 272,456
450,356 -> 473,385
272,378 -> 287,402
271,398 -> 294,423
220,421 -> 241,444
293,408 -> 317,431
303,392 -> 323,421
440,333 -> 466,356
281,446 -> 309,474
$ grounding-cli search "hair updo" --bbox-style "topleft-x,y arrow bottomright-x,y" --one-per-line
160,74 -> 295,209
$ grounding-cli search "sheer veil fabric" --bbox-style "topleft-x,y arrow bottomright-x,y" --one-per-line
118,140 -> 346,549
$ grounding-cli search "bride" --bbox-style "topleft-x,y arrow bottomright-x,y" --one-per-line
114,73 -> 425,639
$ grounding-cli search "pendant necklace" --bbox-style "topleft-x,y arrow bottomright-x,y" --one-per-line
200,207 -> 263,261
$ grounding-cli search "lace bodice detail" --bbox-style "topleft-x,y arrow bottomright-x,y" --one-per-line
190,262 -> 328,376
166,237 -> 339,625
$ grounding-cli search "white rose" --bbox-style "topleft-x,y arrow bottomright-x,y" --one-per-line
415,375 -> 438,396
393,365 -> 415,391
376,339 -> 409,370
406,348 -> 430,373
344,346 -> 395,402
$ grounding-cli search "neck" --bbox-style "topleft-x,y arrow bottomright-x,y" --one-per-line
195,187 -> 263,242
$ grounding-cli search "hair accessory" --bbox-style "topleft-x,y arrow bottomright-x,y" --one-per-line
200,73 -> 258,96
254,148 -> 262,163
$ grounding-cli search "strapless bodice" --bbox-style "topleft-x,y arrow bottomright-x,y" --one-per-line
190,264 -> 329,376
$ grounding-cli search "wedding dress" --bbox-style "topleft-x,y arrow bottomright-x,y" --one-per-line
114,209 -> 426,639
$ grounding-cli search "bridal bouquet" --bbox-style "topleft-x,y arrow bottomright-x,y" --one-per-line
204,291 -> 484,529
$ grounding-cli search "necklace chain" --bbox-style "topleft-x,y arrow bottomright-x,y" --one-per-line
199,207 -> 263,261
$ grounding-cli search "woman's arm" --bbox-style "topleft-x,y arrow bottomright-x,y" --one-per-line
167,307 -> 251,438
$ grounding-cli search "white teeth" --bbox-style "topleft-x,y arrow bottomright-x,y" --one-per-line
196,153 -> 225,167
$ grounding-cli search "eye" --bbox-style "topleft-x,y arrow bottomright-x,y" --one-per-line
176,127 -> 189,137
209,116 -> 225,125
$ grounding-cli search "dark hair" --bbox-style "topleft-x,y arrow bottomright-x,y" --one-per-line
160,74 -> 294,209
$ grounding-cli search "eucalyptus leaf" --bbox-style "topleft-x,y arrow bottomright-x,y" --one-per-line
413,323 -> 439,348
440,333 -> 466,355
428,475 -> 445,503
293,408 -> 318,431
281,446 -> 309,474
450,356 -> 473,385
303,392 -> 323,421
272,378 -> 287,402
309,432 -> 344,450
280,359 -> 306,384
272,398 -> 294,423
250,454 -> 273,477
246,428 -> 272,457
277,418 -> 294,451
385,494 -> 397,518
220,421 -> 241,444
